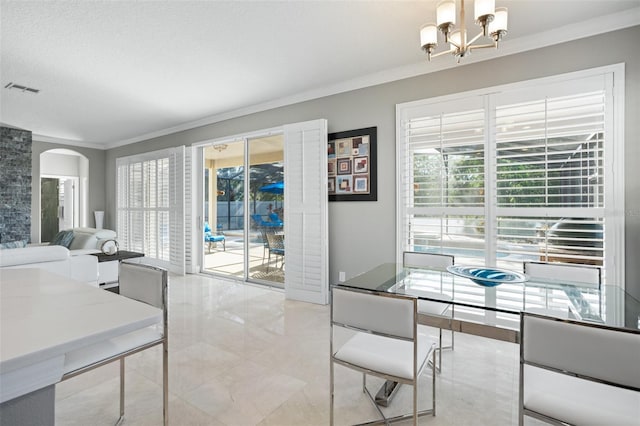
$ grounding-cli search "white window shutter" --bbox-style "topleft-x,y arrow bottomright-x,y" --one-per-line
169,146 -> 185,275
183,146 -> 193,273
116,146 -> 185,274
397,67 -> 622,289
283,119 -> 329,305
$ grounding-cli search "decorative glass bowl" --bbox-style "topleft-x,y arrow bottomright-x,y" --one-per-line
446,265 -> 528,287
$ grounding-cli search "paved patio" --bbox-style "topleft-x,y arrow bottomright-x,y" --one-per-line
203,230 -> 284,286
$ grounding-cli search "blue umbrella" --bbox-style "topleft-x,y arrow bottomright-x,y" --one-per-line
259,182 -> 284,194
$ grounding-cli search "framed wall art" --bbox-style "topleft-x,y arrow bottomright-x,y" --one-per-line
328,126 -> 377,202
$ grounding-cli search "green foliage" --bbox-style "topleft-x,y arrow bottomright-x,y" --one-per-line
216,164 -> 284,202
412,151 -> 548,207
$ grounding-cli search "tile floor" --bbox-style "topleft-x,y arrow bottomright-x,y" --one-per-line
56,273 -> 540,425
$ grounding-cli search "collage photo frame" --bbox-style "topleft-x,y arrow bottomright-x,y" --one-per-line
327,126 -> 377,202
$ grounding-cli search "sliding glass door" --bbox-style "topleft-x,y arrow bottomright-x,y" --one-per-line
201,135 -> 285,287
248,135 -> 285,286
202,140 -> 246,279
196,119 -> 329,304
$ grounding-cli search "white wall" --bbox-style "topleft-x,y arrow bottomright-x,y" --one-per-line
104,26 -> 640,300
40,152 -> 80,176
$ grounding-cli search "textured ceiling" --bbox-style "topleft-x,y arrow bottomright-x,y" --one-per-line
1,1 -> 639,149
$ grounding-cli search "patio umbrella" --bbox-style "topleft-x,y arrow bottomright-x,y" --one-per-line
259,182 -> 284,194
259,182 -> 284,211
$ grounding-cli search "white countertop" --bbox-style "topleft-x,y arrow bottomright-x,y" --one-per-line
0,268 -> 162,403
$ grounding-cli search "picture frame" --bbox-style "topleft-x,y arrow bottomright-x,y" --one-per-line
336,176 -> 352,194
328,177 -> 336,193
337,158 -> 352,175
328,126 -> 377,201
327,141 -> 336,159
353,175 -> 369,193
328,159 -> 336,176
353,156 -> 368,174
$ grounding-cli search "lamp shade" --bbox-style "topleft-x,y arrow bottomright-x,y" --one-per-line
436,0 -> 456,26
420,23 -> 438,47
489,7 -> 508,32
474,0 -> 495,20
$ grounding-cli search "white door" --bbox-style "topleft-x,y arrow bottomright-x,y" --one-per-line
283,119 -> 329,305
62,178 -> 75,229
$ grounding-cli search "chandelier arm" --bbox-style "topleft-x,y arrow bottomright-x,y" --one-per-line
430,50 -> 454,59
448,39 -> 462,50
468,42 -> 498,51
467,31 -> 484,47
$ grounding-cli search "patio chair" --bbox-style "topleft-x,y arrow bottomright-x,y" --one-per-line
251,213 -> 283,229
265,231 -> 284,270
204,222 -> 225,252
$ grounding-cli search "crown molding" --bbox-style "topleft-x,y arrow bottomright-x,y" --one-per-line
32,133 -> 105,150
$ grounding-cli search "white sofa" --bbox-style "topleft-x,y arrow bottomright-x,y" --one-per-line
0,228 -> 117,287
66,227 -> 117,253
0,245 -> 99,286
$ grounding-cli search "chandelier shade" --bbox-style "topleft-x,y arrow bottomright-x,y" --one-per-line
421,0 -> 508,62
437,1 -> 456,26
489,7 -> 508,39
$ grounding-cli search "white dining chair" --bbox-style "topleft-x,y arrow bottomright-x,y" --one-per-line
330,286 -> 437,425
61,261 -> 169,426
523,261 -> 601,289
519,312 -> 640,426
523,261 -> 602,318
403,251 -> 455,372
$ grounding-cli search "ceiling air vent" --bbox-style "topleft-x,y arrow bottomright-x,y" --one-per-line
4,82 -> 40,94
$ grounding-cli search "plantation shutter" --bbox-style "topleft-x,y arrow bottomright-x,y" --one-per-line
169,147 -> 185,274
184,146 -> 194,273
398,75 -> 610,266
493,78 -> 607,271
397,68 -> 622,309
116,146 -> 185,274
283,119 -> 329,305
397,96 -> 487,263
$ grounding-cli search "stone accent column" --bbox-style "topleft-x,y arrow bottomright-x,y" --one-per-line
0,126 -> 32,243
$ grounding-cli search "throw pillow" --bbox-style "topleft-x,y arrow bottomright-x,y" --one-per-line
0,240 -> 28,250
49,230 -> 75,248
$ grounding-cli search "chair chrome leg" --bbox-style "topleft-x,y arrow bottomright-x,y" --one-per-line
413,378 -> 417,425
450,330 -> 455,350
330,360 -> 335,426
163,341 -> 169,426
432,349 -> 436,416
451,306 -> 455,351
428,330 -> 442,374
438,329 -> 442,372
116,358 -> 125,425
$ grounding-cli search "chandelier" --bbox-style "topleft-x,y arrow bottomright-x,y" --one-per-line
420,0 -> 508,62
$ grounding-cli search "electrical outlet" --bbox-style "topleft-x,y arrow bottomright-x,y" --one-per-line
339,271 -> 346,282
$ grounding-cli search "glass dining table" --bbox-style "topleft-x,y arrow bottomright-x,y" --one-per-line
335,263 -> 640,344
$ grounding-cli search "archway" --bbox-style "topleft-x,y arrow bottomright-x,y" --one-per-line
39,149 -> 89,242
